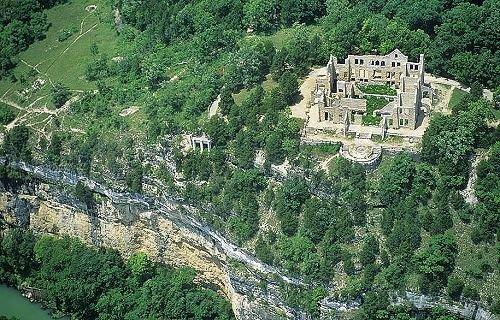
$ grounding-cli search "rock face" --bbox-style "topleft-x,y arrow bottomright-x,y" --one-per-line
0,167 -> 301,319
0,162 -> 496,320
403,292 -> 497,320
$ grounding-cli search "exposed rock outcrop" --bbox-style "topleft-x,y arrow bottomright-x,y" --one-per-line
0,163 -> 304,319
0,161 -> 496,320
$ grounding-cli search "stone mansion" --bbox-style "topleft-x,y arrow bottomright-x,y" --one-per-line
310,49 -> 431,138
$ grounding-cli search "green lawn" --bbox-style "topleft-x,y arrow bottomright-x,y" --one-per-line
0,0 -> 118,103
359,84 -> 397,96
300,143 -> 340,159
249,25 -> 322,50
362,96 -> 387,126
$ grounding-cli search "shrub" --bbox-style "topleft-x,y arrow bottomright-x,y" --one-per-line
0,104 -> 15,125
58,28 -> 74,42
462,286 -> 480,301
446,277 -> 464,300
52,83 -> 70,108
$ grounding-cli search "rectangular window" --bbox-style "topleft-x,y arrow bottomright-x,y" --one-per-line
409,65 -> 413,70
381,61 -> 386,66
355,58 -> 359,64
324,112 -> 329,120
404,119 -> 409,126
360,59 -> 364,65
399,119 -> 404,126
415,65 -> 419,70
392,62 -> 396,67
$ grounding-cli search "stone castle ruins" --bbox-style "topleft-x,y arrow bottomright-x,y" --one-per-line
307,49 -> 432,140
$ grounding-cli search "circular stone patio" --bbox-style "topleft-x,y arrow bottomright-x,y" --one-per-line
340,141 -> 382,167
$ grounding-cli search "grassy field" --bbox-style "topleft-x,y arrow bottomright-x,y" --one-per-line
264,25 -> 322,50
0,0 -> 121,139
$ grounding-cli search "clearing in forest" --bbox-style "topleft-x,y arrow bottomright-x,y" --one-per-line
0,0 -> 119,141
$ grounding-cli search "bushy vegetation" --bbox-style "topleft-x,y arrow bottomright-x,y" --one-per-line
0,104 -> 15,125
0,0 -> 499,317
0,229 -> 234,319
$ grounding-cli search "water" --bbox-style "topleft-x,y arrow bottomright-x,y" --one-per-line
0,285 -> 53,320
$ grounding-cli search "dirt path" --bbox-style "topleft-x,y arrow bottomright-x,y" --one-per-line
2,6 -> 95,136
290,67 -> 327,120
46,23 -> 98,74
20,59 -> 55,88
0,97 -> 24,111
319,154 -> 338,172
460,154 -> 483,205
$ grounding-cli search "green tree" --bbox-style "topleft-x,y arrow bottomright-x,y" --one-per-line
378,153 -> 415,205
0,229 -> 37,283
75,181 -> 94,209
243,0 -> 278,32
2,125 -> 31,161
0,104 -> 15,125
359,235 -> 379,267
52,82 -> 70,108
279,71 -> 299,105
302,198 -> 330,244
416,232 -> 458,293
126,161 -> 143,193
228,193 -> 260,243
278,234 -> 315,274
47,133 -> 63,165
446,277 -> 464,300
255,236 -> 273,264
274,176 -> 310,236
233,130 -> 255,169
127,252 -> 153,283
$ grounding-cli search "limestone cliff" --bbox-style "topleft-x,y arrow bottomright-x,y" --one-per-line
0,162 -> 496,320
0,169 -> 303,319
